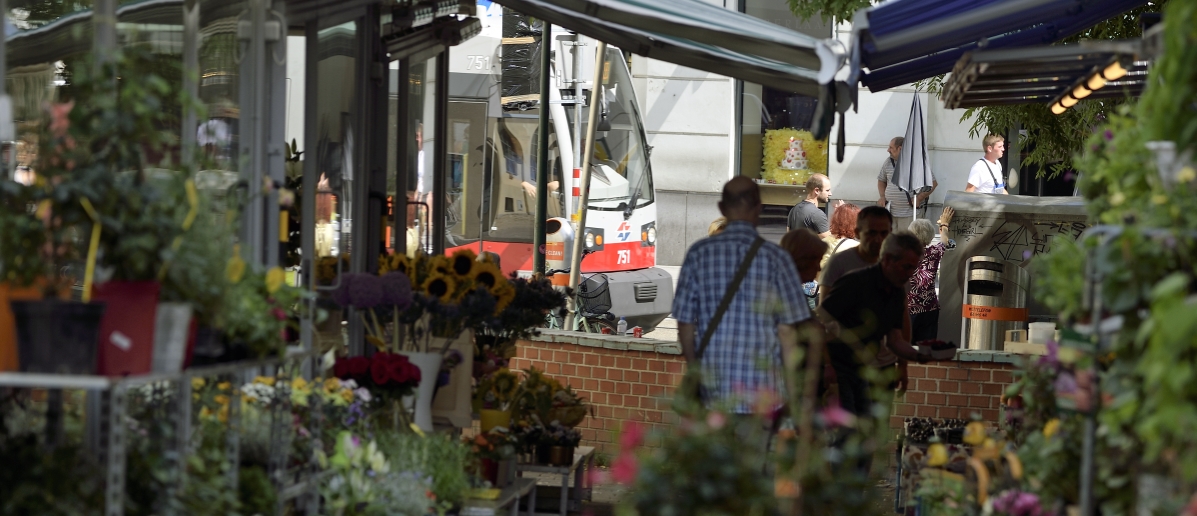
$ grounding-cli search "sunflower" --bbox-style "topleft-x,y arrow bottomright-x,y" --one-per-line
380,252 -> 412,278
423,272 -> 457,303
428,255 -> 453,276
471,261 -> 504,291
493,282 -> 516,313
449,249 -> 478,277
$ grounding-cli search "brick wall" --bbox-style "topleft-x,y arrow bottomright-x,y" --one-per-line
512,331 -> 1024,456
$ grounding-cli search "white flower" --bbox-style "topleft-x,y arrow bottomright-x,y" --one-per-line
355,388 -> 372,402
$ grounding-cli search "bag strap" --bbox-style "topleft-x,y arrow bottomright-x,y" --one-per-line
979,158 -> 1003,188
696,236 -> 765,360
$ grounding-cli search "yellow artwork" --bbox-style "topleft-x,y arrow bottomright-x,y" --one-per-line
761,129 -> 829,185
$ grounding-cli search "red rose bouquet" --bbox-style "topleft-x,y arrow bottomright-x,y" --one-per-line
334,353 -> 421,405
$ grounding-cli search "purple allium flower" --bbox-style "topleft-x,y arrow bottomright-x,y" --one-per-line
379,272 -> 413,310
1104,129 -> 1114,141
1038,340 -> 1060,370
1064,171 -> 1076,182
1055,371 -> 1079,394
1023,250 -> 1033,260
331,274 -> 352,307
345,273 -> 384,309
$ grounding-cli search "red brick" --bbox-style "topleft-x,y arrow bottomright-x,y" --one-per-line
968,396 -> 990,408
948,394 -> 968,407
591,368 -> 608,380
546,362 -> 561,374
649,360 -> 665,372
890,416 -> 906,429
632,384 -> 648,396
590,392 -> 606,404
958,382 -> 981,395
576,366 -> 592,378
939,381 -> 960,393
968,370 -> 992,382
596,406 -> 613,418
916,379 -> 938,391
584,354 -> 600,366
615,382 -> 631,395
530,361 -> 546,371
981,409 -> 1000,422
992,371 -> 1015,384
562,364 -> 577,376
926,393 -> 947,405
907,365 -> 928,378
569,352 -> 584,363
524,349 -> 539,360
939,407 -> 960,419
606,370 -> 622,381
616,357 -> 632,369
582,428 -> 597,441
612,407 -> 629,419
601,380 -> 616,392
624,371 -> 640,383
946,368 -> 970,380
608,394 -> 623,406
666,361 -> 683,374
633,358 -> 648,370
584,378 -> 599,391
925,366 -> 947,379
640,372 -> 657,384
648,385 -> 666,397
902,392 -> 926,404
646,410 -> 664,423
981,383 -> 1004,396
916,405 -> 937,417
600,355 -> 615,367
567,377 -> 584,389
623,396 -> 641,408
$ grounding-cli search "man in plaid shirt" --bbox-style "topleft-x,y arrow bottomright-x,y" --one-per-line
674,177 -> 812,415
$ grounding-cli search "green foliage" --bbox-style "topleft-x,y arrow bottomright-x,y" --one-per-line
785,0 -> 866,23
238,465 -> 277,516
0,395 -> 103,515
1138,0 -> 1197,150
376,431 -> 472,508
220,265 -> 306,358
160,193 -> 235,326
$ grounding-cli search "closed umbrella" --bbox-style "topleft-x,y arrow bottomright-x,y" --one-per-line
893,93 -> 934,219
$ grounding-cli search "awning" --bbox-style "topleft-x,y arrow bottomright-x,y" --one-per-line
850,0 -> 1147,92
492,0 -> 830,96
7,0 -> 182,68
940,42 -> 1148,109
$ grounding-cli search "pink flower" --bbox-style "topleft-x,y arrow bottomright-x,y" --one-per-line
820,403 -> 856,429
611,453 -> 638,484
47,101 -> 74,138
706,411 -> 726,430
272,307 -> 287,321
620,421 -> 645,450
586,468 -> 610,486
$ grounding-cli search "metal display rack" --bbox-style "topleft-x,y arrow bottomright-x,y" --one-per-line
0,351 -> 323,516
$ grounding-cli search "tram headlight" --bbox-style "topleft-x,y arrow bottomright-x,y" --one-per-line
583,228 -> 605,251
641,222 -> 656,247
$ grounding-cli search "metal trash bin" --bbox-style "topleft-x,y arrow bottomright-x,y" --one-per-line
962,257 -> 1029,351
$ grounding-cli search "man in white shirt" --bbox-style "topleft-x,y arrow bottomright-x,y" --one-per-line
966,134 -> 1009,195
878,136 -> 937,231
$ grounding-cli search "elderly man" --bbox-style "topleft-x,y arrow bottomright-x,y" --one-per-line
819,232 -> 932,474
675,177 -> 811,418
877,136 -> 937,230
966,134 -> 1009,195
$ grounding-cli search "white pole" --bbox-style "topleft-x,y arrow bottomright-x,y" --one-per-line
564,40 -> 607,330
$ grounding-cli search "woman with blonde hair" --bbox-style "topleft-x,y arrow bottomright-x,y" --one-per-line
707,216 -> 728,236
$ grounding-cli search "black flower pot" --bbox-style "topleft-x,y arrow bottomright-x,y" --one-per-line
11,300 -> 106,374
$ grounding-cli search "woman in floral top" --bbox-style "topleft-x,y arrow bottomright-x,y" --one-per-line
905,207 -> 954,343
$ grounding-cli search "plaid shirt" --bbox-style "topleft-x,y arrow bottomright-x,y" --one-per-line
673,221 -> 810,413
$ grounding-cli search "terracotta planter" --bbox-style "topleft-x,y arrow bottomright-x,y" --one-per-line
548,445 -> 575,467
0,283 -> 43,372
93,281 -> 161,376
11,300 -> 106,374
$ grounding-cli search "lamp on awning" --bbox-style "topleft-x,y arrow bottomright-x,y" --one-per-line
1049,57 -> 1138,115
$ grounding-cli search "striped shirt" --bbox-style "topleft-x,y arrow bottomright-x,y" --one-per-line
879,158 -> 914,217
673,221 -> 810,413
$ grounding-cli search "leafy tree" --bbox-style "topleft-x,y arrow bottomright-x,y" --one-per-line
787,0 -> 1167,178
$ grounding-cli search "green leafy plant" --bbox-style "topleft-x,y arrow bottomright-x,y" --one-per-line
378,431 -> 472,509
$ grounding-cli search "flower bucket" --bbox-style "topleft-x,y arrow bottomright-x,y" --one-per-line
12,300 -> 106,374
151,302 -> 193,373
93,281 -> 161,376
548,446 -> 575,467
479,409 -> 512,432
431,331 -> 474,428
400,351 -> 442,433
0,283 -> 43,372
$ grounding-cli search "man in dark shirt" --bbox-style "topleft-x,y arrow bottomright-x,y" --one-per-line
820,231 -> 931,418
787,174 -> 838,238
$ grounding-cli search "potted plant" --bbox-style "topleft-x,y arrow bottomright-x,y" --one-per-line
465,428 -> 519,487
539,422 -> 582,466
475,368 -> 523,432
218,257 -> 307,360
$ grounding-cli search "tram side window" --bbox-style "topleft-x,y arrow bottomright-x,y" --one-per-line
484,115 -> 563,241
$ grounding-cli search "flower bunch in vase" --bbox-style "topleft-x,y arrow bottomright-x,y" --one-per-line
379,249 -> 514,353
517,367 -> 589,428
471,274 -> 567,378
333,353 -> 421,429
475,368 -> 523,413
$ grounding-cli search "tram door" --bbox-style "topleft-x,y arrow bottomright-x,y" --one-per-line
445,100 -> 488,247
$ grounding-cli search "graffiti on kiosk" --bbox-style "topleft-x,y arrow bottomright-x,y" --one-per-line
952,217 -> 1089,263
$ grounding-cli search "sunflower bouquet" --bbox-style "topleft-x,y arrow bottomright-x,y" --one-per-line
378,249 -> 516,354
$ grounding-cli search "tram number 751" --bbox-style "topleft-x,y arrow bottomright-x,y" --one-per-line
616,250 -> 631,264
465,55 -> 490,70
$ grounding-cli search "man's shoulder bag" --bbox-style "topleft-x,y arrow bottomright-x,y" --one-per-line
677,236 -> 766,408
